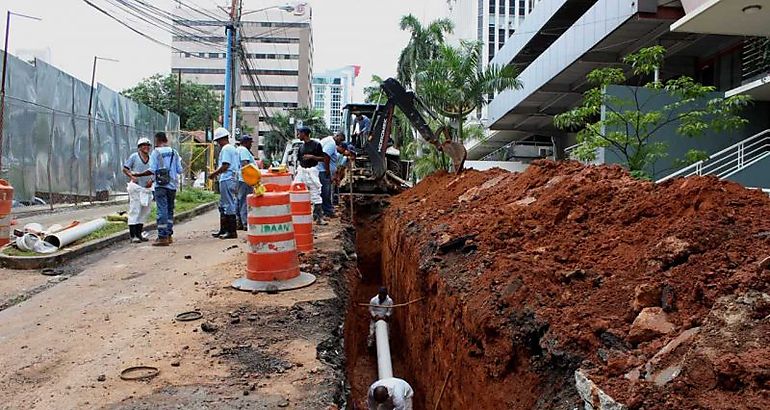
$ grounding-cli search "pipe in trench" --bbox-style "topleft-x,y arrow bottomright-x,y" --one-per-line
43,218 -> 107,248
375,319 -> 393,379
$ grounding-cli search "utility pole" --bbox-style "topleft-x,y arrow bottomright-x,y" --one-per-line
87,56 -> 118,202
0,11 -> 41,174
177,69 -> 182,121
223,0 -> 239,138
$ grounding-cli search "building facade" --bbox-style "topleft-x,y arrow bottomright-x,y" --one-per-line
311,65 -> 359,133
170,4 -> 313,141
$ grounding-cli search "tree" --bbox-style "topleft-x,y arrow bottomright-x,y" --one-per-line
262,108 -> 331,161
397,14 -> 454,88
554,46 -> 751,178
418,40 -> 522,143
122,73 -> 220,131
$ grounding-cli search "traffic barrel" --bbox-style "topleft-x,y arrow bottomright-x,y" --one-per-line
0,180 -> 14,246
290,182 -> 313,253
231,191 -> 316,292
261,169 -> 292,192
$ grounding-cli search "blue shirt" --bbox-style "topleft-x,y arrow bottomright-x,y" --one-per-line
123,152 -> 152,187
218,144 -> 239,182
358,116 -> 371,134
236,145 -> 255,182
148,146 -> 183,190
317,136 -> 338,174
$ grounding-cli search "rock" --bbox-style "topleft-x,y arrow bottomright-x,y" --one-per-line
96,374 -> 106,382
200,322 -> 218,333
513,196 -> 537,207
184,255 -> 192,259
757,255 -> 770,271
628,307 -> 675,344
651,236 -> 691,269
278,399 -> 290,407
575,369 -> 627,410
632,283 -> 661,312
642,327 -> 700,386
171,360 -> 181,367
660,283 -> 676,312
230,317 -> 241,325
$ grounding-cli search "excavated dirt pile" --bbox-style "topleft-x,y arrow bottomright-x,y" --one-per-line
378,160 -> 770,409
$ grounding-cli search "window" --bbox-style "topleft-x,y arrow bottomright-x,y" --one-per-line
489,46 -> 495,62
499,28 -> 506,45
242,102 -> 299,108
489,0 -> 496,14
499,0 -> 505,15
509,28 -> 515,38
509,0 -> 515,15
488,26 -> 495,42
519,0 -> 525,15
208,52 -> 220,58
184,52 -> 191,58
198,52 -> 205,58
176,68 -> 299,75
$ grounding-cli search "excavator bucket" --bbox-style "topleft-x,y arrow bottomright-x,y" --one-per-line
440,140 -> 467,173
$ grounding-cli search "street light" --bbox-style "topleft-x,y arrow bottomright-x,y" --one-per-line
87,56 -> 119,202
240,4 -> 296,17
0,10 -> 41,172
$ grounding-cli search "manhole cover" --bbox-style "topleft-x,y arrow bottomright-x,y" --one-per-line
120,366 -> 159,381
175,311 -> 203,322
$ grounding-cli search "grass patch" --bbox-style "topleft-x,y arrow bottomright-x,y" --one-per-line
2,247 -> 38,257
77,221 -> 128,243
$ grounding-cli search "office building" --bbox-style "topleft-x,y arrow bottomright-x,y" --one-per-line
171,3 -> 313,140
311,65 -> 359,133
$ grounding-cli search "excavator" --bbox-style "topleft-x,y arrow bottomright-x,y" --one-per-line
341,78 -> 467,193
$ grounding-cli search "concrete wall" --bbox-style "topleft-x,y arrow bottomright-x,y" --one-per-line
602,85 -> 770,179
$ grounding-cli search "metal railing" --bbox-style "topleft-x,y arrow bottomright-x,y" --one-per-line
656,129 -> 770,183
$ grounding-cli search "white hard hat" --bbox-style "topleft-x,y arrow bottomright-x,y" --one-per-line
137,137 -> 151,146
213,127 -> 230,141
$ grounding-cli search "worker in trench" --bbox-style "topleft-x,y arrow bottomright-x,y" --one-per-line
293,126 -> 327,225
208,127 -> 240,239
122,137 -> 153,243
368,377 -> 414,410
368,287 -> 394,348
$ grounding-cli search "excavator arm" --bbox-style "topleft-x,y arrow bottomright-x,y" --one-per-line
365,78 -> 466,181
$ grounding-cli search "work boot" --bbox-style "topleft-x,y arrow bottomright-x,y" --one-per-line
219,215 -> 238,239
137,224 -> 148,242
152,237 -> 170,247
128,225 -> 140,243
236,219 -> 245,231
313,204 -> 328,226
211,215 -> 226,237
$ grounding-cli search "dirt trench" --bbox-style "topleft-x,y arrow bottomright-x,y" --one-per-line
342,196 -> 577,410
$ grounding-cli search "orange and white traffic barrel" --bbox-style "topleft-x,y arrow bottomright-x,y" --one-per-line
260,169 -> 292,192
232,191 -> 316,292
290,183 -> 313,253
0,180 -> 14,246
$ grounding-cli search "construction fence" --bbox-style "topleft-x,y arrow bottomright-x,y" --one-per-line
0,53 -> 184,204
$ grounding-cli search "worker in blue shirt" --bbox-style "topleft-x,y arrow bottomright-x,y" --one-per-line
235,134 -> 256,231
208,127 -> 240,239
133,132 -> 183,247
318,133 -> 344,218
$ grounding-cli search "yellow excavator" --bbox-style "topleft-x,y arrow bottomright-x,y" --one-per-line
342,78 -> 467,193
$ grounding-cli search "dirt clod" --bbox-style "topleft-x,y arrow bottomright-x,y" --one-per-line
200,322 -> 218,333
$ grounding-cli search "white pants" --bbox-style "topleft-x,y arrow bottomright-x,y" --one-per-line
127,182 -> 152,225
294,166 -> 322,205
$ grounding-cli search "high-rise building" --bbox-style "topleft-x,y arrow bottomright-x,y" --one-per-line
311,65 -> 360,133
170,4 -> 313,142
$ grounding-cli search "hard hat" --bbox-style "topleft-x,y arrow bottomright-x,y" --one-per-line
137,137 -> 151,147
213,127 -> 230,141
239,134 -> 253,142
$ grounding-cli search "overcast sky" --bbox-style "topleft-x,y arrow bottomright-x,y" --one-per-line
1,0 -> 448,101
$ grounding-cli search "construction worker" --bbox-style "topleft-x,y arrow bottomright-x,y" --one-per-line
293,126 -> 326,224
209,127 -> 239,239
133,132 -> 182,247
318,133 -> 344,218
122,137 -> 153,243
368,287 -> 394,348
367,377 -> 414,410
236,134 -> 256,231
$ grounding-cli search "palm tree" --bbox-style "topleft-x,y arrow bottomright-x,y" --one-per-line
418,40 -> 523,143
397,15 -> 454,88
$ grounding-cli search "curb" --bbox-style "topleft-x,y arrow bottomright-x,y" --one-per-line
12,198 -> 129,219
0,201 -> 218,270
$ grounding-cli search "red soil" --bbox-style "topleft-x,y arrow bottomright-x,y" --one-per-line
374,160 -> 770,409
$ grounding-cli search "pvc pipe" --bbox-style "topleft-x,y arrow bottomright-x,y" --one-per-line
43,218 -> 107,248
375,320 -> 393,379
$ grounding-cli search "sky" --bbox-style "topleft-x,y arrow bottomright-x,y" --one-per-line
1,0 -> 449,101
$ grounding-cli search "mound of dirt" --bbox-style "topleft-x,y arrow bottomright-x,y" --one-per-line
381,160 -> 770,409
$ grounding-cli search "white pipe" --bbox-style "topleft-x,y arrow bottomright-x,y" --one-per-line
43,218 -> 107,248
375,320 -> 393,379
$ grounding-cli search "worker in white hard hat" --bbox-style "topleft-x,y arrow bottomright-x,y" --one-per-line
122,137 -> 153,243
208,127 -> 240,239
368,377 -> 413,410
